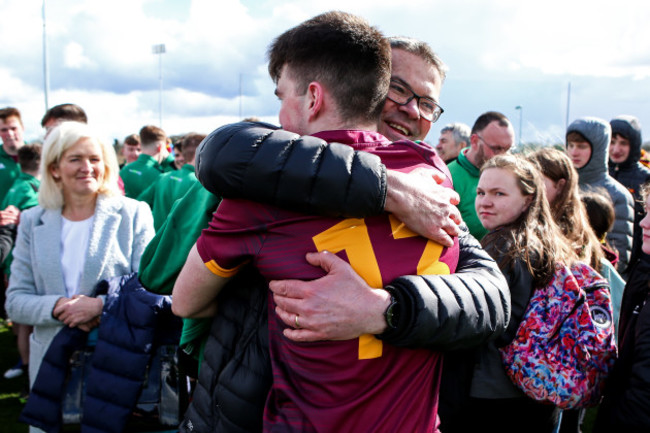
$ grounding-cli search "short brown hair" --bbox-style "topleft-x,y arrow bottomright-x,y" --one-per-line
123,133 -> 141,146
389,36 -> 447,83
41,103 -> 87,126
267,11 -> 391,125
139,125 -> 167,148
0,107 -> 22,125
180,133 -> 205,163
17,143 -> 41,173
471,111 -> 510,135
566,131 -> 590,145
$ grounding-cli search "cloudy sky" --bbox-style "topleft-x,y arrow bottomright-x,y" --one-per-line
2,0 -> 650,148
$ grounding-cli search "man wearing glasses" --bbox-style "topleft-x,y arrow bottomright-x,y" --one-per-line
174,32 -> 509,431
380,38 -> 444,141
447,111 -> 515,240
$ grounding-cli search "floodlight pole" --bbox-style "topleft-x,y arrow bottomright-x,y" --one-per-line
566,82 -> 571,131
239,73 -> 243,119
515,106 -> 523,147
152,44 -> 166,127
42,0 -> 50,111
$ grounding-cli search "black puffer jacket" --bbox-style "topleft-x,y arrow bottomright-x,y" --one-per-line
185,122 -> 510,432
609,115 -> 650,269
180,268 -> 270,433
195,121 -> 387,218
595,259 -> 650,432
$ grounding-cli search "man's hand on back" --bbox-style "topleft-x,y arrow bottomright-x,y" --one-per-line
384,168 -> 461,248
269,251 -> 391,342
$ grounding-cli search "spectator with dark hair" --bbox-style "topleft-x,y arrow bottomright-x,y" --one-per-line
120,125 -> 169,198
40,103 -> 87,136
582,188 -> 618,265
447,111 -> 515,239
3,144 -> 42,211
0,107 -> 25,204
608,116 -> 650,347
138,133 -> 206,230
120,133 -> 141,167
173,141 -> 185,168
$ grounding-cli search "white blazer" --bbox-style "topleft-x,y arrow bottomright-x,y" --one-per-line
5,194 -> 154,385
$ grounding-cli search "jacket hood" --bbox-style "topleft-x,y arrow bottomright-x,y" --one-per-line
567,117 -> 611,185
610,115 -> 642,168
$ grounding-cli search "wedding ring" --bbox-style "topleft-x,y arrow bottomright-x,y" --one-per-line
295,314 -> 301,329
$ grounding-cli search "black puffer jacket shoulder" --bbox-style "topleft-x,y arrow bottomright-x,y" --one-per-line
195,121 -> 387,218
595,259 -> 650,432
380,225 -> 510,351
180,267 -> 271,433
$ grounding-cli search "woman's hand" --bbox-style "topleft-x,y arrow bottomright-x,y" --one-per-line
53,295 -> 103,329
77,316 -> 101,332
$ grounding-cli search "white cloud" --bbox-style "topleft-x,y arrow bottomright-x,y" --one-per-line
64,42 -> 93,69
2,0 -> 650,146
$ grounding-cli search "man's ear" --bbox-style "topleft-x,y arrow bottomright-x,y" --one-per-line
306,81 -> 324,121
469,134 -> 480,151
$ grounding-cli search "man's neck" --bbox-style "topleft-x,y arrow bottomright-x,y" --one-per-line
2,144 -> 17,157
305,119 -> 378,136
464,148 -> 479,168
142,149 -> 161,163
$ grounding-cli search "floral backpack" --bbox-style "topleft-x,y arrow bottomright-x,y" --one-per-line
499,262 -> 618,409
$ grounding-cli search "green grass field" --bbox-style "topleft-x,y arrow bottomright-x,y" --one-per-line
0,320 -> 28,433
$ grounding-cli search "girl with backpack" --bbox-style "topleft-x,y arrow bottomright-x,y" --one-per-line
529,148 -> 625,433
530,149 -> 624,331
466,154 -> 577,432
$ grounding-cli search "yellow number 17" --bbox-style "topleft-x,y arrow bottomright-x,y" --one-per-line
312,216 -> 450,360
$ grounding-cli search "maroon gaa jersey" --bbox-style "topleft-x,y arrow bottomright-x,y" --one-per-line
197,129 -> 459,433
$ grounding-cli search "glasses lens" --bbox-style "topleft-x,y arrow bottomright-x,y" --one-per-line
418,102 -> 434,121
388,81 -> 411,104
419,100 -> 443,123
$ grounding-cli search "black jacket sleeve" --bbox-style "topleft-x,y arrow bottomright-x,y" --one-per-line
595,283 -> 650,432
0,223 -> 16,264
378,226 -> 511,351
195,121 -> 387,218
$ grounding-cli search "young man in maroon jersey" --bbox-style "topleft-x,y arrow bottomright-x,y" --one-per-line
173,11 -> 459,432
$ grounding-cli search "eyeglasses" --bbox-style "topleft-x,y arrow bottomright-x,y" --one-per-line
476,134 -> 511,154
386,79 -> 444,123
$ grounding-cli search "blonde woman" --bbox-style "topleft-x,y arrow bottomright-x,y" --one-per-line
5,122 -> 153,431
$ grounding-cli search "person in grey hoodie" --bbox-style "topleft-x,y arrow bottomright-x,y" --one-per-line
566,117 -> 634,274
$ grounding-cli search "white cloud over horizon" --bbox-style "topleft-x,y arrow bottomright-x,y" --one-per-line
1,0 -> 650,147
